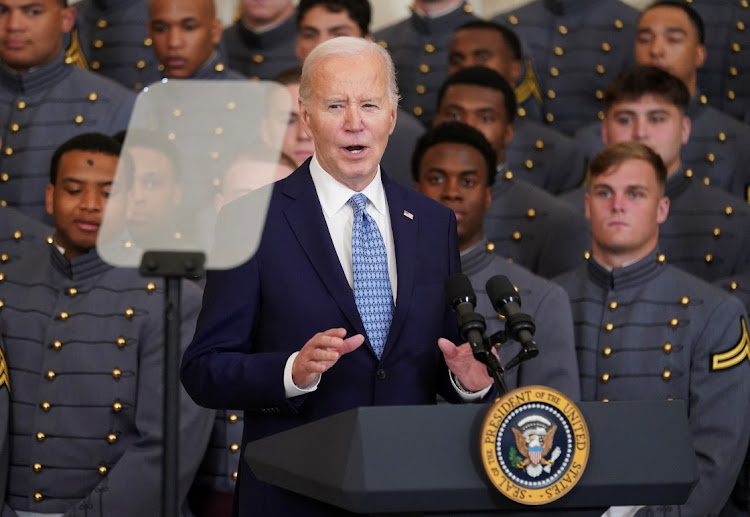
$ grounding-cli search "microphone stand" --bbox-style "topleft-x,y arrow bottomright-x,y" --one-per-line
456,309 -> 509,396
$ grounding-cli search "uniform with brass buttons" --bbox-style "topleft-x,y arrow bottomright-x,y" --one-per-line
0,206 -> 52,266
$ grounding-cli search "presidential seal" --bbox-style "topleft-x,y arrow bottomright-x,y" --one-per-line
480,386 -> 589,505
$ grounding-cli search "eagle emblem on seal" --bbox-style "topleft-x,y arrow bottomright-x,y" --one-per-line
509,415 -> 562,478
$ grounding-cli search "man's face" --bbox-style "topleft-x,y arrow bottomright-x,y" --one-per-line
434,84 -> 514,165
299,52 -> 397,191
415,141 -> 491,252
125,146 -> 182,242
585,158 -> 670,268
448,28 -> 521,85
215,158 -> 292,211
45,150 -> 119,260
0,0 -> 75,73
602,94 -> 690,176
149,0 -> 222,79
264,83 -> 314,166
296,5 -> 365,63
240,0 -> 294,27
635,6 -> 706,93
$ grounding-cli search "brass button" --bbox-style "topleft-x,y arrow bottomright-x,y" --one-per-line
214,63 -> 225,72
228,414 -> 239,423
34,493 -> 42,502
136,60 -> 146,69
424,43 -> 435,53
614,19 -> 624,29
252,54 -> 264,64
504,171 -> 513,180
116,337 -> 126,348
718,132 -> 727,142
549,67 -> 559,77
1,253 -> 8,262
509,15 -> 518,25
41,402 -> 51,411
680,297 -> 690,306
545,113 -> 555,122
98,466 -> 108,475
59,311 -> 69,320
596,89 -> 604,100
705,254 -> 713,263
88,92 -> 98,102
609,301 -> 618,310
0,173 -> 7,182
517,107 -> 526,117
46,236 -> 53,245
10,123 -> 19,132
416,84 -> 426,94
172,109 -> 182,117
143,37 -> 152,47
74,115 -> 84,124
17,101 -> 26,110
13,230 -> 21,240
663,343 -> 672,353
512,231 -> 522,241
713,227 -> 721,237
112,368 -> 122,379
486,242 -> 496,252
605,323 -> 614,332
547,89 -> 556,99
601,42 -> 611,52
601,373 -> 610,383
728,90 -> 736,100
558,25 -> 568,35
232,471 -> 238,480
525,159 -> 534,169
662,370 -> 671,381
97,19 -> 107,28
419,64 -> 430,73
68,287 -> 78,296
46,370 -> 55,380
603,347 -> 612,357
124,308 -> 134,318
107,433 -> 117,444
93,39 -> 104,49
743,0 -> 749,7
730,66 -> 739,76
598,111 -> 605,120
732,42 -> 741,52
36,432 -> 45,442
700,94 -> 708,104
535,140 -> 544,150
215,126 -> 224,135
596,65 -> 605,74
230,443 -> 240,453
91,61 -> 101,70
685,168 -> 693,178
4,147 -> 13,156
463,4 -> 472,13
669,318 -> 679,327
706,153 -> 715,163
554,46 -> 564,56
725,206 -> 734,216
53,340 -> 62,350
602,398 -> 609,402
33,463 -> 42,472
146,282 -> 156,293
730,281 -> 739,291
413,106 -> 423,117
657,254 -> 666,263
113,402 -> 123,412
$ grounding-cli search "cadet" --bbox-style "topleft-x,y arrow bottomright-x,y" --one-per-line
221,0 -> 299,80
413,121 -> 580,398
562,66 -> 750,282
0,205 -> 52,265
555,141 -> 750,516
266,67 -> 314,168
295,0 -> 425,189
576,1 -> 750,201
71,0 -> 162,91
0,133 -> 213,516
148,0 -> 243,80
493,0 -> 639,136
448,20 -> 585,193
434,67 -> 590,278
0,0 -> 135,223
375,0 -> 478,127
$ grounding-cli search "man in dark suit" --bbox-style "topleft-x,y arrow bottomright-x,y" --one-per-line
180,36 -> 494,516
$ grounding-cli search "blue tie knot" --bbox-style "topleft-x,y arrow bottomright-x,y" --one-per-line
349,193 -> 368,217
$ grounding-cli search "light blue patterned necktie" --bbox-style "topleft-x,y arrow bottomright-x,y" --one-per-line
349,193 -> 394,358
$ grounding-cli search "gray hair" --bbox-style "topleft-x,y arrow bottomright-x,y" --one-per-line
299,37 -> 400,108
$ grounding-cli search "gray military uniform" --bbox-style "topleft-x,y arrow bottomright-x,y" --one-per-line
561,168 -> 750,281
575,93 -> 750,201
0,206 -> 52,266
73,0 -> 162,91
382,109 -> 425,189
375,2 -> 478,127
484,165 -> 590,278
0,54 -> 135,222
555,251 -> 750,515
221,16 -> 300,81
172,52 -> 244,81
506,118 -> 585,193
494,0 -> 639,136
0,245 -> 214,516
461,239 -> 580,398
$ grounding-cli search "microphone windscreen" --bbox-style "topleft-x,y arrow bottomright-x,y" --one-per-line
444,273 -> 474,303
485,274 -> 522,312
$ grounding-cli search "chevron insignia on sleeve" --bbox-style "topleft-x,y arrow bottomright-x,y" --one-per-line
711,317 -> 750,371
0,346 -> 10,391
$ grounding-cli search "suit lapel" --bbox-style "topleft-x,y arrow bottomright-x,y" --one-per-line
282,165 -> 366,336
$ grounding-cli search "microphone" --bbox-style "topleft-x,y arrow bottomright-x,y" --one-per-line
444,273 -> 488,357
485,275 -> 539,360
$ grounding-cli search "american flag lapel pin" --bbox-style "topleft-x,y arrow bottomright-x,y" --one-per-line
403,210 -> 414,220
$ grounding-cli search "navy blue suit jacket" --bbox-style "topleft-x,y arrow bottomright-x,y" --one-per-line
181,161 -> 463,515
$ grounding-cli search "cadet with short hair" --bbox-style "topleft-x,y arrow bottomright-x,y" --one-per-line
413,121 -> 580,398
0,132 -> 213,516
555,141 -> 750,516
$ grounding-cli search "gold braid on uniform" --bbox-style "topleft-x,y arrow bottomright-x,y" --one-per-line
711,316 -> 750,370
0,346 -> 10,391
66,28 -> 89,70
515,58 -> 543,106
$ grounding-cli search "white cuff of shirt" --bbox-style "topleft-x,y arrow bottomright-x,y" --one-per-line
450,372 -> 492,401
284,351 -> 321,398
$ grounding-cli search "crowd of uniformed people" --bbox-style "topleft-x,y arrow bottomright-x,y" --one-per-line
0,0 -> 748,515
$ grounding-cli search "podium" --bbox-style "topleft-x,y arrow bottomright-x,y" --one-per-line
245,400 -> 697,515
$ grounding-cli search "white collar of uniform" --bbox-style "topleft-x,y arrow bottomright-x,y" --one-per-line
309,154 -> 388,219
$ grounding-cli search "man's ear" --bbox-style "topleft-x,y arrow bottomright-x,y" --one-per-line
45,183 -> 55,216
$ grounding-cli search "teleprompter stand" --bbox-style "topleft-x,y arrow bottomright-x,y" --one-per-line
139,250 -> 206,517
